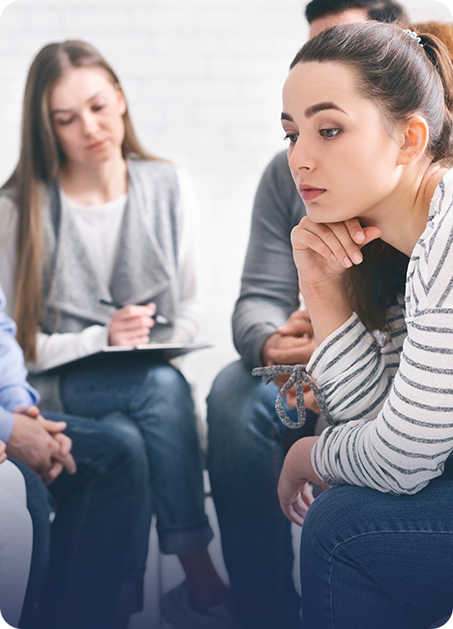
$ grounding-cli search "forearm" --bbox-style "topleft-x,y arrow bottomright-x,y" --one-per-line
301,278 -> 352,346
282,436 -> 322,486
28,325 -> 109,373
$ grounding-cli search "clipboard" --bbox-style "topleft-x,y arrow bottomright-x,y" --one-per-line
53,341 -> 212,370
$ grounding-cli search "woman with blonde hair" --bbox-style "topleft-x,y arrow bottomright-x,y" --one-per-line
0,40 -> 234,629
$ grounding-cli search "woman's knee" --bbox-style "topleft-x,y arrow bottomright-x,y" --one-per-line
302,485 -> 372,554
99,413 -> 149,475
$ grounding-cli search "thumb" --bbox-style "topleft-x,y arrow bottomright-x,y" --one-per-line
362,226 -> 382,246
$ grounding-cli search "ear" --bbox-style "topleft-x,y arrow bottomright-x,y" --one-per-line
397,116 -> 429,165
114,83 -> 127,116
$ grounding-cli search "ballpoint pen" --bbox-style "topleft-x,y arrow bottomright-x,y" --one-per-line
97,299 -> 170,325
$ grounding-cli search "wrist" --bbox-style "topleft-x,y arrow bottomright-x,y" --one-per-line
284,436 -> 321,485
261,332 -> 279,366
301,281 -> 352,346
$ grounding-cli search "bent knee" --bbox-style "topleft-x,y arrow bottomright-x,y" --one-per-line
145,363 -> 188,393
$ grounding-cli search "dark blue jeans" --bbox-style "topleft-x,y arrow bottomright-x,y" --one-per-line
300,473 -> 453,629
207,360 -> 318,629
60,356 -> 213,612
16,412 -> 144,629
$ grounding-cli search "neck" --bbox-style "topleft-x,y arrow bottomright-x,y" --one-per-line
59,149 -> 128,205
364,162 -> 448,257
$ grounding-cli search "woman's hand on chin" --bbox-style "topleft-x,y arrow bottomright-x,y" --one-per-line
291,217 -> 381,289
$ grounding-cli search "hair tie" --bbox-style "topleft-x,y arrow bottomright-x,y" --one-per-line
404,28 -> 424,48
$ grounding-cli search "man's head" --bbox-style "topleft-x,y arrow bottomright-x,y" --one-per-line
305,0 -> 408,38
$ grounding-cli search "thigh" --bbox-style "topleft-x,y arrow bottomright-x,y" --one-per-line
42,410 -> 145,494
59,355 -> 166,417
301,481 -> 453,629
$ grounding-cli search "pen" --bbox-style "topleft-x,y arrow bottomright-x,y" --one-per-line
98,299 -> 170,325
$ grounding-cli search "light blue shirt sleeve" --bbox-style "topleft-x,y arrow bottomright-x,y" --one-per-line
0,283 -> 39,443
0,407 -> 15,443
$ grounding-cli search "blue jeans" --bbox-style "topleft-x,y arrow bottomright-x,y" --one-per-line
16,412 -> 144,629
60,356 -> 213,611
300,466 -> 453,629
207,360 -> 318,629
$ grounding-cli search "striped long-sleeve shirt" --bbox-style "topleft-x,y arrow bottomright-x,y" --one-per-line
307,169 -> 453,495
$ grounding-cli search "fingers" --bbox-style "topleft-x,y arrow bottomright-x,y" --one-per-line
52,433 -> 76,474
112,314 -> 155,331
285,384 -> 297,408
293,217 -> 382,269
266,340 -> 316,366
13,405 -> 41,418
299,482 -> 315,508
54,432 -> 73,457
278,310 -> 314,337
109,304 -> 156,346
281,492 -> 311,526
52,448 -> 77,475
38,418 -> 67,434
43,462 -> 64,485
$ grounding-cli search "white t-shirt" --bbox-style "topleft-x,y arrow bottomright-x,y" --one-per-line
63,191 -> 127,288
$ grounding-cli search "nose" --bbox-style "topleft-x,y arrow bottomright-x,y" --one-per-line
288,138 -> 313,172
80,111 -> 99,137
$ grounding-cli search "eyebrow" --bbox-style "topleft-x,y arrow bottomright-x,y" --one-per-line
281,102 -> 348,122
51,90 -> 104,116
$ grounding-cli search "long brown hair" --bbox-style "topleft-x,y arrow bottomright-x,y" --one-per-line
290,21 -> 453,333
3,40 -> 160,361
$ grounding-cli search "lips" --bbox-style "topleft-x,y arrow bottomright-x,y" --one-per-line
299,185 -> 325,202
86,139 -> 106,151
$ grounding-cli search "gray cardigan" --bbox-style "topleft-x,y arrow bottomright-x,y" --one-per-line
14,158 -> 182,410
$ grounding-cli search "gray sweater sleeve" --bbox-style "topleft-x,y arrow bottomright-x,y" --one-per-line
232,151 -> 306,367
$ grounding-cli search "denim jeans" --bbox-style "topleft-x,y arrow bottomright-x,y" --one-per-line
207,360 -> 318,629
300,465 -> 453,629
16,411 -> 144,629
60,355 -> 213,611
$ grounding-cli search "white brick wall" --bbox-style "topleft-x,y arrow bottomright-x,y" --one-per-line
0,0 -> 450,412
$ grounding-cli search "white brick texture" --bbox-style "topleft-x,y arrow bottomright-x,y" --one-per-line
0,0 -> 448,409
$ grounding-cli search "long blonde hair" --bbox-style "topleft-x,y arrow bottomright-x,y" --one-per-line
3,40 -> 160,361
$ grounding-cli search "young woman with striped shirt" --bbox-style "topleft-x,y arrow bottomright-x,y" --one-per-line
277,21 -> 453,629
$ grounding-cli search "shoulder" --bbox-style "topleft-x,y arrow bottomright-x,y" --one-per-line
412,169 -> 453,305
255,150 -> 305,225
262,150 -> 294,189
127,157 -> 179,189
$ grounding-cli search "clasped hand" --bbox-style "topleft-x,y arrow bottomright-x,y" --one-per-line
262,309 -> 319,412
8,405 -> 76,484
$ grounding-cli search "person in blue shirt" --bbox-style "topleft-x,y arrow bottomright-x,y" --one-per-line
0,281 -> 145,629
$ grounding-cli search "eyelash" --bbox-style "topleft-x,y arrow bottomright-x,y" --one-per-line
319,128 -> 341,140
56,104 -> 106,126
283,133 -> 298,145
284,128 -> 341,145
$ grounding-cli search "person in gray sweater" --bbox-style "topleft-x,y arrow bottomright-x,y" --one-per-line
206,2 -> 408,628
